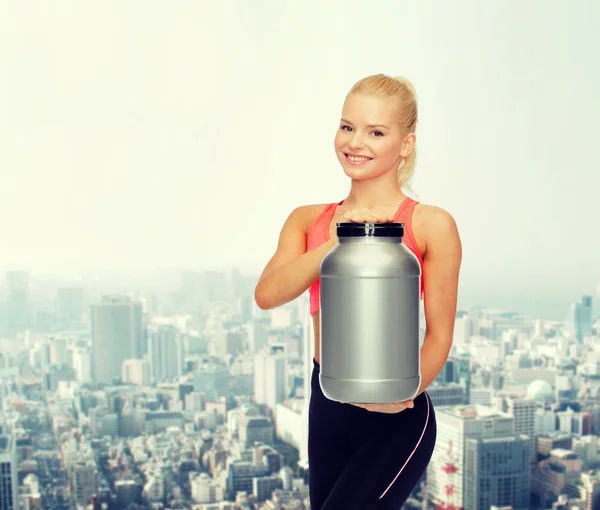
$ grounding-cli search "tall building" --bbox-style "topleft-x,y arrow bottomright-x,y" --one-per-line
427,405 -> 529,510
464,435 -> 530,509
72,459 -> 96,507
501,396 -> 536,467
5,271 -> 30,332
0,435 -> 18,510
147,324 -> 184,382
564,295 -> 593,343
254,348 -> 286,410
90,295 -> 144,384
71,345 -> 93,384
49,336 -> 70,366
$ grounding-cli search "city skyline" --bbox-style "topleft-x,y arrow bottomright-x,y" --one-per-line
2,264 -> 597,323
1,268 -> 599,509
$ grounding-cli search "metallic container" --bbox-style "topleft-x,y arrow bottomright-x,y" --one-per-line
319,222 -> 421,404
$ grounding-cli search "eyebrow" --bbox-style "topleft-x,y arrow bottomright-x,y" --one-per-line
340,118 -> 389,129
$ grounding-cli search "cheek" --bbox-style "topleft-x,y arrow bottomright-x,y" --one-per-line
333,132 -> 344,151
374,141 -> 400,161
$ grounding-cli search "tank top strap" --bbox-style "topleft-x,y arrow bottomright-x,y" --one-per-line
393,196 -> 417,222
307,202 -> 339,240
394,197 -> 424,299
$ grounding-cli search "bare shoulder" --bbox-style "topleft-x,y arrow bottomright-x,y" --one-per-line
413,204 -> 461,254
287,203 -> 331,232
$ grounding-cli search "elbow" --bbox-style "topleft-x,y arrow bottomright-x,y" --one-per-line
254,285 -> 274,311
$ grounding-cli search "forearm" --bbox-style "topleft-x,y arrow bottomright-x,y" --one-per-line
255,238 -> 337,310
416,332 -> 452,396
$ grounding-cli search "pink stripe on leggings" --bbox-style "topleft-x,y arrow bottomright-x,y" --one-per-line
379,392 -> 431,499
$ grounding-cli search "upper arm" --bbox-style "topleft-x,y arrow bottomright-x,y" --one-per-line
422,207 -> 462,344
256,206 -> 314,284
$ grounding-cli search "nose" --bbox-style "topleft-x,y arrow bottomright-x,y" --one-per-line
348,131 -> 365,151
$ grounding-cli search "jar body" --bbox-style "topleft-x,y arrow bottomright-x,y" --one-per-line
319,237 -> 422,404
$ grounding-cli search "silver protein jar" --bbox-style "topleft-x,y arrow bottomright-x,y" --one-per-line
319,221 -> 422,404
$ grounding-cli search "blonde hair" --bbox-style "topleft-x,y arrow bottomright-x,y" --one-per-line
348,74 -> 418,194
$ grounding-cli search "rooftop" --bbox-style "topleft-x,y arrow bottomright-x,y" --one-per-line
443,405 -> 509,420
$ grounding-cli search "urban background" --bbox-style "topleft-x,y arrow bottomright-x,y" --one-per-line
1,2 -> 600,510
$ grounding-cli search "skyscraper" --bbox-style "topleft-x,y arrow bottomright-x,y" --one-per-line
503,396 -> 536,467
0,435 -> 18,510
564,295 -> 593,343
427,405 -> 529,509
91,295 -> 144,384
464,435 -> 530,509
254,348 -> 287,410
5,271 -> 30,332
147,324 -> 184,382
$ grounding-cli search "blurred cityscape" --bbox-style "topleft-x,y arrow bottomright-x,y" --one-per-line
0,269 -> 599,510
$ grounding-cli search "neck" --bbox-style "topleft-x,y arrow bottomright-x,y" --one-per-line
344,171 -> 407,210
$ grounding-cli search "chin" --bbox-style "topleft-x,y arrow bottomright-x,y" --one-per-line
342,168 -> 377,181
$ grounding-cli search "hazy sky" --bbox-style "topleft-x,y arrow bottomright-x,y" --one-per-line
1,1 -> 599,314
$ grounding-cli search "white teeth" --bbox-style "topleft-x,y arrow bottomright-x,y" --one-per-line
347,155 -> 371,162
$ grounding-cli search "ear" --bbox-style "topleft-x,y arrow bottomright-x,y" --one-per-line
400,132 -> 416,159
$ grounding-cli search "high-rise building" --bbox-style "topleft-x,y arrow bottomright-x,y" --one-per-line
72,459 -> 96,507
90,295 -> 144,384
464,435 -> 530,509
497,395 -> 536,467
254,348 -> 286,410
454,312 -> 475,344
147,324 -> 184,382
564,295 -> 593,343
427,405 -> 528,509
0,435 -> 18,510
5,271 -> 30,332
71,345 -> 93,384
49,336 -> 70,366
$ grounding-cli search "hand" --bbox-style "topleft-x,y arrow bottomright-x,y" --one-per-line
343,208 -> 392,223
343,400 -> 414,414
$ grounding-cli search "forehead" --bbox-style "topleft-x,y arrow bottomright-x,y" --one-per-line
341,93 -> 400,127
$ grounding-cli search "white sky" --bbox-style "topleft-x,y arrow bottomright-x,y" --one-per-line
1,1 -> 599,309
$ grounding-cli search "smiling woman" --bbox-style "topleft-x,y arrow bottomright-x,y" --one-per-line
254,73 -> 462,509
335,76 -> 418,194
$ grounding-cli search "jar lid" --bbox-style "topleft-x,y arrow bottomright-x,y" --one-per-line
336,222 -> 405,238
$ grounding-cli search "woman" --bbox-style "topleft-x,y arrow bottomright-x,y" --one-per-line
255,74 -> 462,510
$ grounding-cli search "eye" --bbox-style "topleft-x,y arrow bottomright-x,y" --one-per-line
372,131 -> 384,137
340,124 -> 352,132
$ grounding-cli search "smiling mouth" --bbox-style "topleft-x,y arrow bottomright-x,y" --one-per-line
344,153 -> 373,165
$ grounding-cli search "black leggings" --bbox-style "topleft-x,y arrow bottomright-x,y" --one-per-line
308,359 -> 436,510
